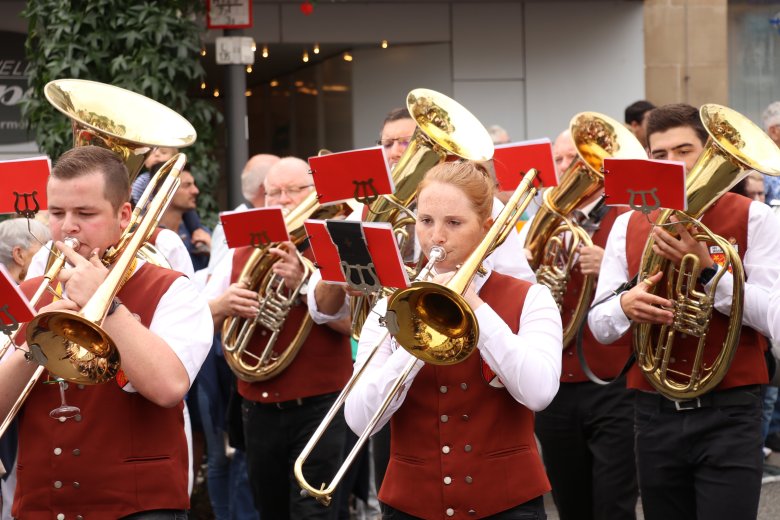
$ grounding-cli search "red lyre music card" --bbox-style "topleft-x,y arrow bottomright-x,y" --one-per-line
304,220 -> 346,283
0,156 -> 51,216
220,207 -> 289,249
308,147 -> 393,206
603,158 -> 687,213
0,264 -> 35,336
493,139 -> 557,191
363,223 -> 410,289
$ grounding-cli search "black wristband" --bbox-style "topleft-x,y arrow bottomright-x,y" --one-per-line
698,265 -> 718,286
107,297 -> 123,316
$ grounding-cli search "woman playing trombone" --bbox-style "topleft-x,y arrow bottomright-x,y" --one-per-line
344,161 -> 563,519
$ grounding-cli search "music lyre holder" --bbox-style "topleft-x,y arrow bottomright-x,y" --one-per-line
627,188 -> 661,215
14,191 -> 40,219
0,304 -> 19,336
352,178 -> 380,206
249,231 -> 273,249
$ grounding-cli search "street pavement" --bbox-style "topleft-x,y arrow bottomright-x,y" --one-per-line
544,451 -> 780,519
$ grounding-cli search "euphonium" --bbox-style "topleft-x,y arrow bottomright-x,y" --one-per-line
294,169 -> 538,506
634,104 -> 780,400
349,88 -> 494,342
221,193 -> 352,382
25,154 -> 189,385
524,112 -> 646,347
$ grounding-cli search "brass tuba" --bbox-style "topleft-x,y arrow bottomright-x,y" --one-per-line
634,104 -> 780,400
524,112 -> 646,347
350,88 -> 494,341
220,193 -> 352,382
294,169 -> 539,506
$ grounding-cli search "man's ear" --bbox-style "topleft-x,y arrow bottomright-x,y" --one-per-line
118,201 -> 133,230
11,245 -> 24,267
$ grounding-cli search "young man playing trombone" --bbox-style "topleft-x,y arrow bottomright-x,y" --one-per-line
0,146 -> 213,519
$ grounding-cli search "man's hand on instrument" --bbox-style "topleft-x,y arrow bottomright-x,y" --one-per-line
55,243 -> 109,308
619,271 -> 674,325
216,282 -> 260,320
39,298 -> 80,314
651,216 -> 714,269
269,241 -> 305,290
191,228 -> 212,250
578,245 -> 604,275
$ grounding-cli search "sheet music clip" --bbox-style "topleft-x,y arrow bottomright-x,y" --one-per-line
14,191 -> 40,219
327,220 -> 381,294
305,219 -> 410,292
0,304 -> 19,336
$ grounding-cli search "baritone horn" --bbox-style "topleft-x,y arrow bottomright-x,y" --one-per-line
294,169 -> 538,506
523,112 -> 646,347
349,88 -> 494,342
634,104 -> 780,400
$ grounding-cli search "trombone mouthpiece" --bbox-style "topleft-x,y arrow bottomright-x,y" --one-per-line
429,246 -> 446,261
63,237 -> 81,250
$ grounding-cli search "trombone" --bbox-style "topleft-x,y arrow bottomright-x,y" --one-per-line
294,169 -> 539,506
0,238 -> 78,440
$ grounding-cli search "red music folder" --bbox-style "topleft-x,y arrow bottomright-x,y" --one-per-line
308,147 -> 393,205
0,264 -> 35,334
303,220 -> 346,283
493,139 -> 557,191
220,207 -> 290,249
603,158 -> 687,212
305,220 -> 409,288
0,156 -> 51,215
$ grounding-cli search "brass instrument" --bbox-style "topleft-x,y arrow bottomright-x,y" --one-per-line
221,193 -> 351,382
45,78 -> 197,183
349,88 -> 494,341
635,104 -> 780,400
0,80 -> 196,439
524,112 -> 646,347
295,170 -> 538,506
25,153 -> 188,385
0,238 -> 80,440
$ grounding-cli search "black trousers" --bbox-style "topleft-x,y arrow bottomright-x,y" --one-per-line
534,378 -> 637,520
242,393 -> 347,520
381,495 -> 546,519
634,386 -> 763,520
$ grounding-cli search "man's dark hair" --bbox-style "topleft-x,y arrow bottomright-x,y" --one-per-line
645,103 -> 708,147
624,100 -> 656,125
380,107 -> 413,133
51,146 -> 129,211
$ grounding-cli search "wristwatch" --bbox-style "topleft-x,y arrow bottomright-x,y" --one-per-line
107,297 -> 123,316
698,264 -> 718,286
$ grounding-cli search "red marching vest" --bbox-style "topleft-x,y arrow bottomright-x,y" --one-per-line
624,193 -> 768,391
230,246 -> 352,403
379,272 -> 551,519
561,206 -> 632,381
14,263 -> 190,519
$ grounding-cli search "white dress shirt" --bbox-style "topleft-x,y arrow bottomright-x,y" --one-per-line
343,266 -> 562,436
589,201 -> 780,345
208,202 -> 249,276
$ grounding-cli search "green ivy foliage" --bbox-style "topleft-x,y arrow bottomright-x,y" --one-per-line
22,0 -> 222,225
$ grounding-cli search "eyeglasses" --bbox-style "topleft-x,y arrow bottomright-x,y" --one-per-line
266,185 -> 314,199
376,136 -> 413,149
